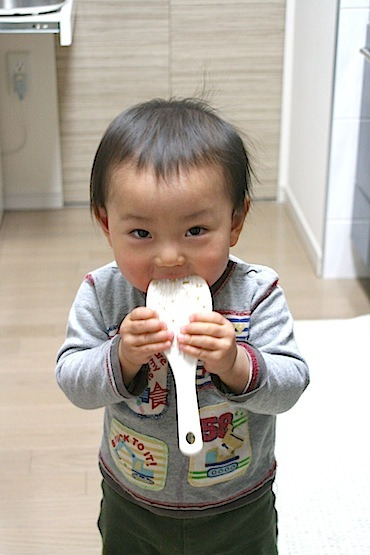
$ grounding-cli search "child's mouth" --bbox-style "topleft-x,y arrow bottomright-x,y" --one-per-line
153,272 -> 191,282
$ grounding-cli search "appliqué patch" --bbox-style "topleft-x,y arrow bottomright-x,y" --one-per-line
188,403 -> 251,487
220,310 -> 251,342
196,362 -> 212,389
109,419 -> 168,491
126,353 -> 170,416
196,311 -> 251,390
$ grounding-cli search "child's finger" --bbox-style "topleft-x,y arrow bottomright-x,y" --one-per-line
189,311 -> 225,324
178,331 -> 222,351
129,317 -> 167,335
180,321 -> 224,338
135,338 -> 173,357
130,306 -> 158,320
134,328 -> 174,347
122,309 -> 167,335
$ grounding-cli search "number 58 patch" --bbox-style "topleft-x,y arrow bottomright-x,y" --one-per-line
188,403 -> 251,487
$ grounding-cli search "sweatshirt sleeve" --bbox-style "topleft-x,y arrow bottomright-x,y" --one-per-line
213,271 -> 309,415
55,277 -> 148,410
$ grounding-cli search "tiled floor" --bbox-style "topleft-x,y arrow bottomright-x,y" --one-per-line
0,202 -> 369,554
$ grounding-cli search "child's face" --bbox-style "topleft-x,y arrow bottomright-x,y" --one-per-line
97,163 -> 246,292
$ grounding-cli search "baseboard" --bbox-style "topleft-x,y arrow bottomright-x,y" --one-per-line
4,191 -> 63,210
284,187 -> 323,276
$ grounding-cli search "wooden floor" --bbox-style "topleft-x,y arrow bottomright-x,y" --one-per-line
0,203 -> 369,554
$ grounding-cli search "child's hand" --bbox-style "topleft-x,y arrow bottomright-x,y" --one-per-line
178,312 -> 250,394
119,307 -> 173,385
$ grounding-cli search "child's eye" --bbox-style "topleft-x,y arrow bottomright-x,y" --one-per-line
186,226 -> 205,237
131,229 -> 151,239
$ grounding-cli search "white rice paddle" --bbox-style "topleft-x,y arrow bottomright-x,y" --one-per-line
146,276 -> 212,456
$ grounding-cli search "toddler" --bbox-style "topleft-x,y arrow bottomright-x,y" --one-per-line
56,98 -> 309,554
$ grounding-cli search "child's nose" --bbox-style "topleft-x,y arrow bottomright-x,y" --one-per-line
154,243 -> 185,267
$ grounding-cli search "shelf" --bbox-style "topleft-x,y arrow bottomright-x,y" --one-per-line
0,0 -> 75,45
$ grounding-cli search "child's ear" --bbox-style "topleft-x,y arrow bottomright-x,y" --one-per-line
230,199 -> 250,247
95,208 -> 112,245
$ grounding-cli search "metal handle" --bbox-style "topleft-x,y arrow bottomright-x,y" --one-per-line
360,47 -> 370,63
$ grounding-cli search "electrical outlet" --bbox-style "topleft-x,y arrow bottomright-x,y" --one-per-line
6,51 -> 30,97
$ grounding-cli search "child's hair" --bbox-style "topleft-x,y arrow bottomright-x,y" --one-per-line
90,98 -> 253,216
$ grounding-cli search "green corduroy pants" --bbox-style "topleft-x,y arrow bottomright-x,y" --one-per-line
98,480 -> 278,554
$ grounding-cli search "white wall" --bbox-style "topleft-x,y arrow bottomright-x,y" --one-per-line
279,0 -> 339,276
0,34 -> 63,210
322,0 -> 370,278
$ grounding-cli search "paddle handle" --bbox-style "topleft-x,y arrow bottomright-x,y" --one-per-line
170,357 -> 203,456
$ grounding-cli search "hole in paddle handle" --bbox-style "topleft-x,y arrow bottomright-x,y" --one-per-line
186,432 -> 196,445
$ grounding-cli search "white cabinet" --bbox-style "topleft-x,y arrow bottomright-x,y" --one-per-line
0,0 -> 75,212
351,24 -> 370,269
281,0 -> 370,278
0,140 -> 3,225
0,34 -> 63,210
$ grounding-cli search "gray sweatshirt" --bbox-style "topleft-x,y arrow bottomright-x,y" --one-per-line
56,256 -> 309,518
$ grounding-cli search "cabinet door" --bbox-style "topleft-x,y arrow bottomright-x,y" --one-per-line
352,24 -> 370,268
0,145 -> 4,225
